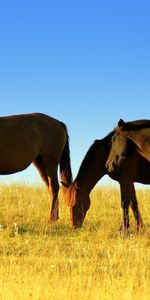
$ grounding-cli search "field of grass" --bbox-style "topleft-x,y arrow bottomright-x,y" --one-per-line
0,183 -> 149,300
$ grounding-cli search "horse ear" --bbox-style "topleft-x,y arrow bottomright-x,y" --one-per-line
118,119 -> 125,128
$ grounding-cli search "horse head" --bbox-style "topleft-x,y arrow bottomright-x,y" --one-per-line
106,120 -> 128,172
62,181 -> 91,228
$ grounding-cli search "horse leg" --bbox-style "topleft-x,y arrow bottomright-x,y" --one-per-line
41,156 -> 60,222
33,156 -> 49,187
130,186 -> 143,230
120,182 -> 131,231
47,172 -> 59,222
33,156 -> 59,221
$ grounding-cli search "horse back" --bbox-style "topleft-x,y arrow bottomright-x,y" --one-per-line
0,113 -> 67,165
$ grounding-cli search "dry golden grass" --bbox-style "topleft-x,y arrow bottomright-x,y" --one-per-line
0,184 -> 150,300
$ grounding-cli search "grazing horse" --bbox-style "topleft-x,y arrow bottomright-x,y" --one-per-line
63,131 -> 150,231
0,113 -> 72,221
106,118 -> 150,173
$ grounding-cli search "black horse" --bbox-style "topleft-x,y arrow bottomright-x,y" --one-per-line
64,131 -> 150,231
0,113 -> 72,222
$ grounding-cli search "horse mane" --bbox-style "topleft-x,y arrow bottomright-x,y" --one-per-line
76,131 -> 114,183
117,119 -> 150,132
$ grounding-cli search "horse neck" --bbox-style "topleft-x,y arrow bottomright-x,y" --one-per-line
75,135 -> 112,194
122,121 -> 150,149
124,129 -> 150,161
124,130 -> 145,149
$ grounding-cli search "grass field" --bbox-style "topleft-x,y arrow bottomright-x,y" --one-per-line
0,184 -> 149,300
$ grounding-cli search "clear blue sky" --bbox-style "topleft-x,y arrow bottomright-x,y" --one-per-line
0,0 -> 150,186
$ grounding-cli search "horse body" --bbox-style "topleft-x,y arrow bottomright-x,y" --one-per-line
64,131 -> 150,230
0,113 -> 72,221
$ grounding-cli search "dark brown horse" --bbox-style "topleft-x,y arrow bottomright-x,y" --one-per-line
0,113 -> 72,221
63,131 -> 150,230
106,119 -> 150,172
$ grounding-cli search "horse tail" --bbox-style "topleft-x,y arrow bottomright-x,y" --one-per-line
60,124 -> 73,192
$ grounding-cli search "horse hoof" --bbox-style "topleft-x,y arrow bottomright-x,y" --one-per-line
49,216 -> 59,223
119,224 -> 130,232
137,223 -> 143,230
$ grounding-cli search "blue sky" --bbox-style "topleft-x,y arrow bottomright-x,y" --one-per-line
0,0 -> 150,186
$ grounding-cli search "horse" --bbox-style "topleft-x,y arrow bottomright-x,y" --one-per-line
63,131 -> 150,231
0,113 -> 72,222
106,118 -> 150,173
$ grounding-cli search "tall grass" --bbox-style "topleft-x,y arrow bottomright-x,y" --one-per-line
0,184 -> 149,300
